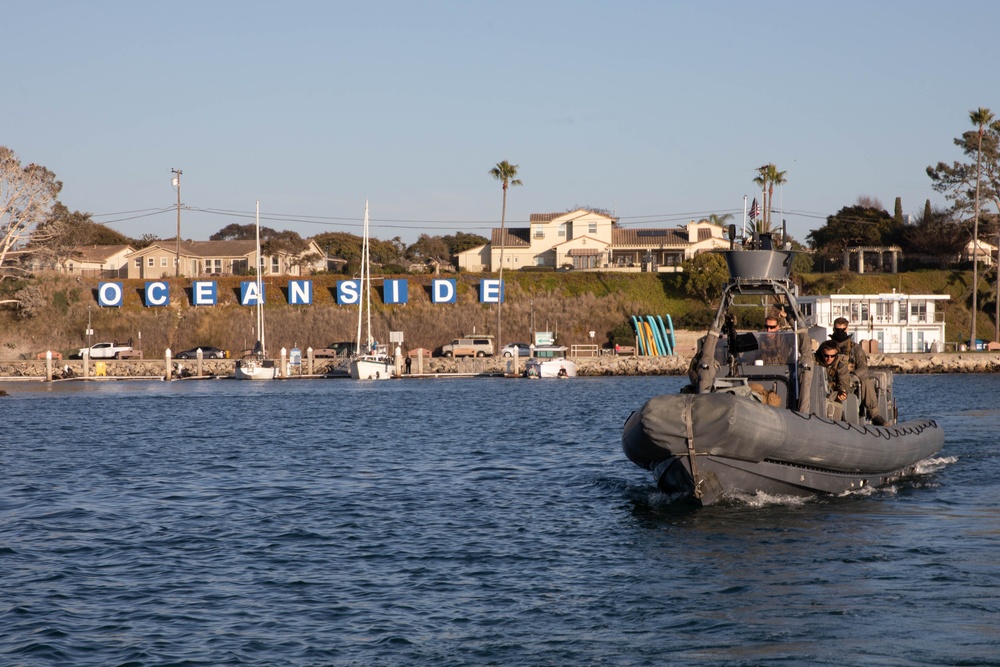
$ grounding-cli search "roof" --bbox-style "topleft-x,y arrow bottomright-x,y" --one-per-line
70,245 -> 135,262
529,209 -> 616,223
612,228 -> 689,246
128,240 -> 258,259
491,228 -> 531,248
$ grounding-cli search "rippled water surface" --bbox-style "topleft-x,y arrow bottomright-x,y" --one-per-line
2,374 -> 999,666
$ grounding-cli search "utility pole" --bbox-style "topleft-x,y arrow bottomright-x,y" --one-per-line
172,168 -> 182,277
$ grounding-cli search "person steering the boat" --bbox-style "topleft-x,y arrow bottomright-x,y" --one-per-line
830,317 -> 885,426
759,316 -> 786,364
816,340 -> 850,419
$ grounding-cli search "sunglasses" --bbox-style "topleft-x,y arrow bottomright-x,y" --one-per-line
821,353 -> 838,359
766,325 -> 778,330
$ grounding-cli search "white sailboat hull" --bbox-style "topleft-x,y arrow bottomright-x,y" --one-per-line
234,358 -> 277,380
350,357 -> 395,380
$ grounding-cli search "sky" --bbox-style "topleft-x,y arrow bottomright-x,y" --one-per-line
6,0 -> 999,247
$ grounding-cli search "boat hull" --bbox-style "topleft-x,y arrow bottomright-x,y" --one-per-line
350,357 -> 395,380
524,359 -> 577,378
622,392 -> 944,505
234,358 -> 277,380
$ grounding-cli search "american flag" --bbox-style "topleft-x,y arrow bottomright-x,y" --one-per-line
749,198 -> 760,219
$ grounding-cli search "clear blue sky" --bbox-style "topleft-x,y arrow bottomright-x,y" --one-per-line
6,0 -> 998,245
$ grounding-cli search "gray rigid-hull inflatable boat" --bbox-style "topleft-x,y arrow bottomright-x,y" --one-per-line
622,237 -> 944,506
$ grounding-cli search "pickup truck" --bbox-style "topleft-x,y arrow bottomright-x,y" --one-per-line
78,342 -> 134,359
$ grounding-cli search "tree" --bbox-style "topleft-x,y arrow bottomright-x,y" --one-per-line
701,213 -> 734,227
406,234 -> 450,262
442,231 -> 489,255
28,203 -> 132,270
894,197 -> 904,225
489,160 -> 523,348
929,108 -> 999,343
806,204 -> 900,267
752,163 -> 788,232
681,251 -> 729,304
311,231 -> 363,262
901,204 -> 966,266
1,147 -> 62,293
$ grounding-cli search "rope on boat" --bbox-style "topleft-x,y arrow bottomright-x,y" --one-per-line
682,394 -> 703,499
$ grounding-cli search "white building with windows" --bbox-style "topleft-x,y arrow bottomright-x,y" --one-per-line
797,292 -> 949,353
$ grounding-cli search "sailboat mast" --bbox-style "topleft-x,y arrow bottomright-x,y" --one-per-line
256,200 -> 264,355
365,204 -> 373,350
355,202 -> 367,353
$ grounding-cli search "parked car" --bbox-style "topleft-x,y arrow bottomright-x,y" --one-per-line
501,342 -> 531,357
440,336 -> 494,358
174,346 -> 227,359
77,341 -> 133,359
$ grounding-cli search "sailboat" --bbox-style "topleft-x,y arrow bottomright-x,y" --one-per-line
234,201 -> 278,380
350,202 -> 396,380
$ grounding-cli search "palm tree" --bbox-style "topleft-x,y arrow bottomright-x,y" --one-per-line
969,107 -> 993,347
489,160 -> 522,349
752,164 -> 788,232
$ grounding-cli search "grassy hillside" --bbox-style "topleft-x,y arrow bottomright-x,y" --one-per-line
0,268 -> 987,360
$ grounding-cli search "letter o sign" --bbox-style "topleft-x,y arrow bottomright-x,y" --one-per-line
98,282 -> 124,307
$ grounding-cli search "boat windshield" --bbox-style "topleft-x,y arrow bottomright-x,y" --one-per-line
713,331 -> 796,366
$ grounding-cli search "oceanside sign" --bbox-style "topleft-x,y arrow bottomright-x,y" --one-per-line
97,279 -> 504,308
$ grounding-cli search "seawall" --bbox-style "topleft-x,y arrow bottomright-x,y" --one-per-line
2,352 -> 999,381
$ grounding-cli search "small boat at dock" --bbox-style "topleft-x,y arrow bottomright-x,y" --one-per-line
524,345 -> 577,378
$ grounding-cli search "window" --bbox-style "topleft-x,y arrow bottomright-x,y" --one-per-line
147,258 -> 155,267
910,302 -> 927,323
160,257 -> 168,267
135,259 -> 141,268
271,257 -> 280,273
533,227 -> 545,239
589,222 -> 597,234
875,302 -> 892,323
558,223 -> 566,238
850,302 -> 870,322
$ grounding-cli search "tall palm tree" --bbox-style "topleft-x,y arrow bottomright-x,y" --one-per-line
489,160 -> 522,349
752,163 -> 788,232
969,107 -> 993,347
765,164 -> 788,232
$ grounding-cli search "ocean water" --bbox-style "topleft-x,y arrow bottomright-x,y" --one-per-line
1,374 -> 998,666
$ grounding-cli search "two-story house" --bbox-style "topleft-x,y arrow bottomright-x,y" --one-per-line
456,208 -> 729,272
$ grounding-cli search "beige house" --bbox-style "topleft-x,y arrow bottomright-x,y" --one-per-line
26,245 -> 136,277
124,240 -> 325,279
961,238 -> 997,267
62,245 -> 136,278
457,209 -> 729,273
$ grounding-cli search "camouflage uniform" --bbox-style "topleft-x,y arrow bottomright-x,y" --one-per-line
833,336 -> 881,422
